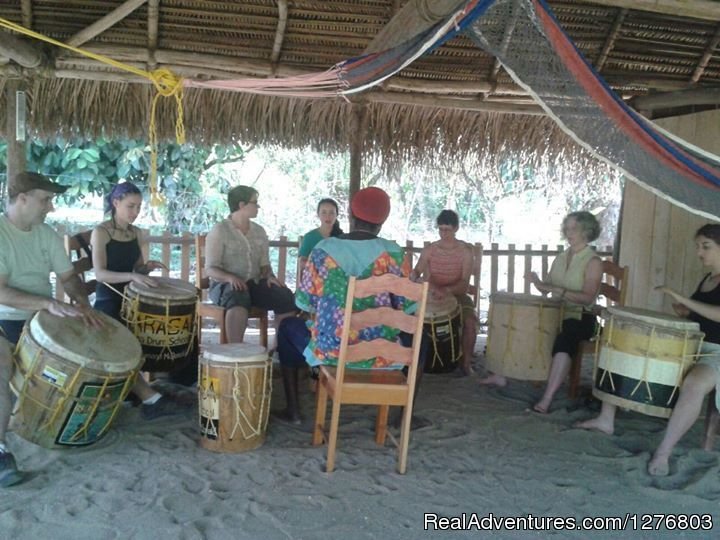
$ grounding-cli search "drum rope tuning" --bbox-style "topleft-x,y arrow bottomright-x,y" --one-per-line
427,316 -> 458,371
118,278 -> 200,371
593,307 -> 705,418
230,363 -> 271,440
12,331 -> 137,444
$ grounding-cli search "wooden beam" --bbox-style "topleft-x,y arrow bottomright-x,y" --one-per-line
601,73 -> 693,91
21,0 -> 33,29
270,0 -> 288,65
595,8 -> 627,72
690,22 -> 720,83
148,0 -> 159,51
67,0 -> 148,48
364,92 -> 544,115
5,80 -> 26,192
630,87 -> 720,110
574,0 -> 720,22
348,104 -> 367,205
0,30 -> 43,68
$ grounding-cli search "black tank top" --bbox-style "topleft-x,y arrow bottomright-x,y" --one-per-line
94,230 -> 142,303
689,273 -> 720,344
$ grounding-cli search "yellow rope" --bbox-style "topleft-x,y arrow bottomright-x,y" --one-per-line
0,17 -> 185,206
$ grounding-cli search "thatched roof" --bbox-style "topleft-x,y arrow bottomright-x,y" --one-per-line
1,0 -> 719,170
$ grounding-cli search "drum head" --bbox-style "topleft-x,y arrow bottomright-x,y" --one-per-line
29,310 -> 143,373
425,294 -> 459,318
202,343 -> 268,364
490,292 -> 562,307
605,306 -> 701,331
128,277 -> 198,300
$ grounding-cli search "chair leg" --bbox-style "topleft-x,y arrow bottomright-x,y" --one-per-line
375,405 -> 389,445
312,375 -> 328,446
568,348 -> 582,400
260,315 -> 269,349
326,398 -> 342,473
397,396 -> 413,474
703,391 -> 719,451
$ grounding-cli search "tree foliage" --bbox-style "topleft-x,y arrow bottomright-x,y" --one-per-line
0,137 -> 248,232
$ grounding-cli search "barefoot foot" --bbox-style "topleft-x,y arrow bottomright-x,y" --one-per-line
478,373 -> 507,387
573,417 -> 614,435
647,454 -> 670,476
531,403 -> 549,414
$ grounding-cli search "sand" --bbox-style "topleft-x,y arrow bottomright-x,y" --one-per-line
1,334 -> 719,540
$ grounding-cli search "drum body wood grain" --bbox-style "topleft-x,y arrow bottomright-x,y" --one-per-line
485,293 -> 563,381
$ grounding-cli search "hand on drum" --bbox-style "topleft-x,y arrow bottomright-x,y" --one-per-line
672,302 -> 691,318
655,286 -> 690,315
144,261 -> 167,273
429,285 -> 450,302
47,301 -> 105,329
131,273 -> 160,288
524,271 -> 546,292
266,276 -> 283,288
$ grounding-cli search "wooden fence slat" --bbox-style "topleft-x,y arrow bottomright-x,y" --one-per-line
180,232 -> 191,282
523,243 -> 532,294
490,242 -> 499,295
507,243 -> 515,293
278,235 -> 287,285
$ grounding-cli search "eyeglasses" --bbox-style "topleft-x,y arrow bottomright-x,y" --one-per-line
247,200 -> 260,208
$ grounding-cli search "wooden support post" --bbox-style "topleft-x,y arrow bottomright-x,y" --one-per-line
348,103 -> 367,208
5,80 -> 26,194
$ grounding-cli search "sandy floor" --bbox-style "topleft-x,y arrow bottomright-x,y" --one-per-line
2,332 -> 719,540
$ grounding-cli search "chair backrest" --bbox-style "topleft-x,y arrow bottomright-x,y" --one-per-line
194,234 -> 211,297
466,242 -> 483,315
64,230 -> 96,297
336,274 -> 428,380
598,259 -> 629,307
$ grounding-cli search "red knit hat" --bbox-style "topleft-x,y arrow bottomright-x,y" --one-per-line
350,187 -> 391,225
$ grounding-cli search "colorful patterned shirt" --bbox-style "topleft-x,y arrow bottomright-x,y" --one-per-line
296,235 -> 412,369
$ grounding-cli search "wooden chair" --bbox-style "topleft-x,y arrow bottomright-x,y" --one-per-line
568,259 -> 629,399
466,242 -> 483,320
63,230 -> 97,298
311,274 -> 429,474
194,234 -> 268,347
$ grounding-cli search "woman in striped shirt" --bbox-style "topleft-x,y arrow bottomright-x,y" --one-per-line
412,210 -> 476,376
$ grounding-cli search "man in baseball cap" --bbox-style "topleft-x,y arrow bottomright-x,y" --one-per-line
275,187 -> 428,430
7,171 -> 68,199
1,171 -> 102,487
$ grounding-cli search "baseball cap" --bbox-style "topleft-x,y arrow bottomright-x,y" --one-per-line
8,172 -> 68,198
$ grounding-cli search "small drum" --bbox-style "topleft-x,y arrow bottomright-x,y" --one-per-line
423,294 -> 462,373
198,343 -> 271,453
485,292 -> 563,381
121,277 -> 199,372
593,306 -> 704,418
10,310 -> 142,448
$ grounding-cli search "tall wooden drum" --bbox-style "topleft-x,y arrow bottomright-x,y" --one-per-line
423,295 -> 462,373
198,343 -> 271,453
485,292 -> 563,381
11,310 -> 142,448
121,277 -> 199,372
593,306 -> 704,418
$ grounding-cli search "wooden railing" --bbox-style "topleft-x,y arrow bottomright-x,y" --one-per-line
58,228 -> 612,323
